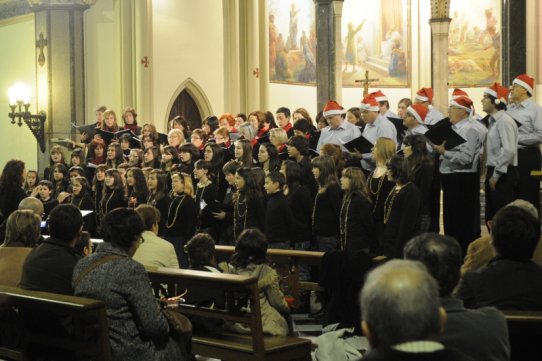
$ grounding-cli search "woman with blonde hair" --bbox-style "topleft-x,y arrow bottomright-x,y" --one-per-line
367,137 -> 396,251
0,210 -> 41,286
339,167 -> 374,252
165,172 -> 197,267
101,109 -> 120,132
269,128 -> 289,156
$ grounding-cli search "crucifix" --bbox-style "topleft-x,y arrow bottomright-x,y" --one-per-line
355,70 -> 379,97
36,32 -> 47,67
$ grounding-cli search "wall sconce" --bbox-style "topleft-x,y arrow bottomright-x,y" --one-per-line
8,82 -> 46,153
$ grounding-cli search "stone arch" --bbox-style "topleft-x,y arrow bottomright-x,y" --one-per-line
164,77 -> 213,128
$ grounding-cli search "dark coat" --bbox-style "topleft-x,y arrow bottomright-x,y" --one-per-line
439,297 -> 510,361
457,258 -> 542,310
20,237 -> 81,295
73,242 -> 181,361
361,345 -> 475,361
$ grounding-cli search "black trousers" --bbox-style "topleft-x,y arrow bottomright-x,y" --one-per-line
441,172 -> 480,256
485,166 -> 519,222
517,147 -> 541,215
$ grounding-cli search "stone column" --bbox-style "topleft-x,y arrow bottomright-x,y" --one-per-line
502,0 -> 526,85
29,0 -> 94,172
314,0 -> 343,111
429,0 -> 451,115
223,0 -> 242,113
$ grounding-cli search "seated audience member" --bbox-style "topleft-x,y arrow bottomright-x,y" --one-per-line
227,228 -> 290,336
1,196 -> 44,243
133,204 -> 179,268
20,204 -> 83,295
183,233 -> 225,332
404,233 -> 510,361
457,205 -> 542,310
360,260 -> 474,361
461,199 -> 542,274
73,231 -> 93,257
73,208 -> 182,361
0,210 -> 41,286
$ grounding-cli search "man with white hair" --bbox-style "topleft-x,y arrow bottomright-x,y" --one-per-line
359,259 -> 474,360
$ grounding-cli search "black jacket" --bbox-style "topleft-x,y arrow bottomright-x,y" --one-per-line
264,192 -> 295,243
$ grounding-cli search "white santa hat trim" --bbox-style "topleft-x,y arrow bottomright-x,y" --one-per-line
415,94 -> 429,102
322,109 -> 344,118
513,78 -> 534,95
449,100 -> 472,113
359,103 -> 380,112
407,106 -> 423,124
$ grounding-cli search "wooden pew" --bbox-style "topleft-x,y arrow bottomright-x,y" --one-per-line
0,285 -> 111,361
503,310 -> 542,361
215,245 -> 324,306
147,267 -> 311,361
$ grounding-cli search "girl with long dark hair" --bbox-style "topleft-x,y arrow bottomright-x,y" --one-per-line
125,167 -> 149,208
233,168 -> 265,241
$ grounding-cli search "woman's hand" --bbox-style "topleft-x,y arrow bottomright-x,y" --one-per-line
212,211 -> 226,220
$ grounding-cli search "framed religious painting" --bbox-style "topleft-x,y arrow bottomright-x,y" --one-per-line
268,0 -> 316,85
341,0 -> 411,87
448,0 -> 502,87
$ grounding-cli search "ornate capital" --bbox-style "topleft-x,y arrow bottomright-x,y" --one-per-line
430,0 -> 450,19
27,0 -> 96,11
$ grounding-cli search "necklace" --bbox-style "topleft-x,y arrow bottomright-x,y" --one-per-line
339,193 -> 352,250
368,172 -> 386,215
166,194 -> 186,228
383,183 -> 410,224
100,189 -> 116,216
234,192 -> 248,240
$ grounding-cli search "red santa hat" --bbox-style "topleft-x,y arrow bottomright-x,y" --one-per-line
449,95 -> 473,113
322,100 -> 345,118
360,93 -> 380,112
512,74 -> 534,95
407,104 -> 428,124
373,90 -> 388,102
484,82 -> 509,104
415,87 -> 434,103
452,88 -> 469,99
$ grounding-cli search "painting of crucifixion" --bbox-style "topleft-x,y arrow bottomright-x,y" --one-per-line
341,0 -> 411,87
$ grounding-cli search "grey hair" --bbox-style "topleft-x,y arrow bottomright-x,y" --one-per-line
238,122 -> 257,141
360,259 -> 441,346
506,199 -> 538,219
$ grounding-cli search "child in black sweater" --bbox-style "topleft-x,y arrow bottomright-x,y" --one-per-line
264,171 -> 295,249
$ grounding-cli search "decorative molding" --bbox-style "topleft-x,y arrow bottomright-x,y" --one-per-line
430,0 -> 450,19
0,1 -> 31,21
165,78 -> 213,127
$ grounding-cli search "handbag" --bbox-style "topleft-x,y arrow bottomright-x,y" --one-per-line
161,308 -> 192,335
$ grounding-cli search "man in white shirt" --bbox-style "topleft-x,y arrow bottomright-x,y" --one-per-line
316,100 -> 361,152
415,87 -> 445,125
374,90 -> 399,119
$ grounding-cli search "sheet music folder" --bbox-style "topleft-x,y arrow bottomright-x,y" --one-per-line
343,135 -> 374,154
425,119 -> 466,150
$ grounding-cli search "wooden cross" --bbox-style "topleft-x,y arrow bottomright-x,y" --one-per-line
36,32 -> 47,67
355,70 -> 379,97
141,56 -> 150,68
252,67 -> 260,78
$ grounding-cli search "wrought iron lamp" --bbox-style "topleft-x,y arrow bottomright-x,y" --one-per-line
8,82 -> 46,153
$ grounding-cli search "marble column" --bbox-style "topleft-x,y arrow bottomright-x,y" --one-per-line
429,0 -> 451,115
29,0 -> 94,172
314,0 -> 343,111
223,0 -> 242,113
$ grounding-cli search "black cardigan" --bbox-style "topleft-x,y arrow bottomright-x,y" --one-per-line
312,183 -> 342,237
286,184 -> 313,242
264,191 -> 295,243
340,192 -> 375,252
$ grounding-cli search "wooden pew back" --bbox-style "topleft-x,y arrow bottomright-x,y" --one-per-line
0,285 -> 111,361
147,267 -> 311,361
503,310 -> 542,361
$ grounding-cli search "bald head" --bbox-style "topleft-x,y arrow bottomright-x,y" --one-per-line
360,260 -> 443,348
18,197 -> 44,217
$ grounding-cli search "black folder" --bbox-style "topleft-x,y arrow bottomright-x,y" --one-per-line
157,132 -> 168,146
256,133 -> 270,144
481,114 -> 522,129
96,128 -> 134,144
343,135 -> 374,154
425,120 -> 466,150
387,117 -> 407,143
72,123 -> 98,140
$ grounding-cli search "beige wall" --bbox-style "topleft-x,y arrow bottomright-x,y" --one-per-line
84,0 -> 122,124
151,0 -> 224,130
0,14 -> 38,171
